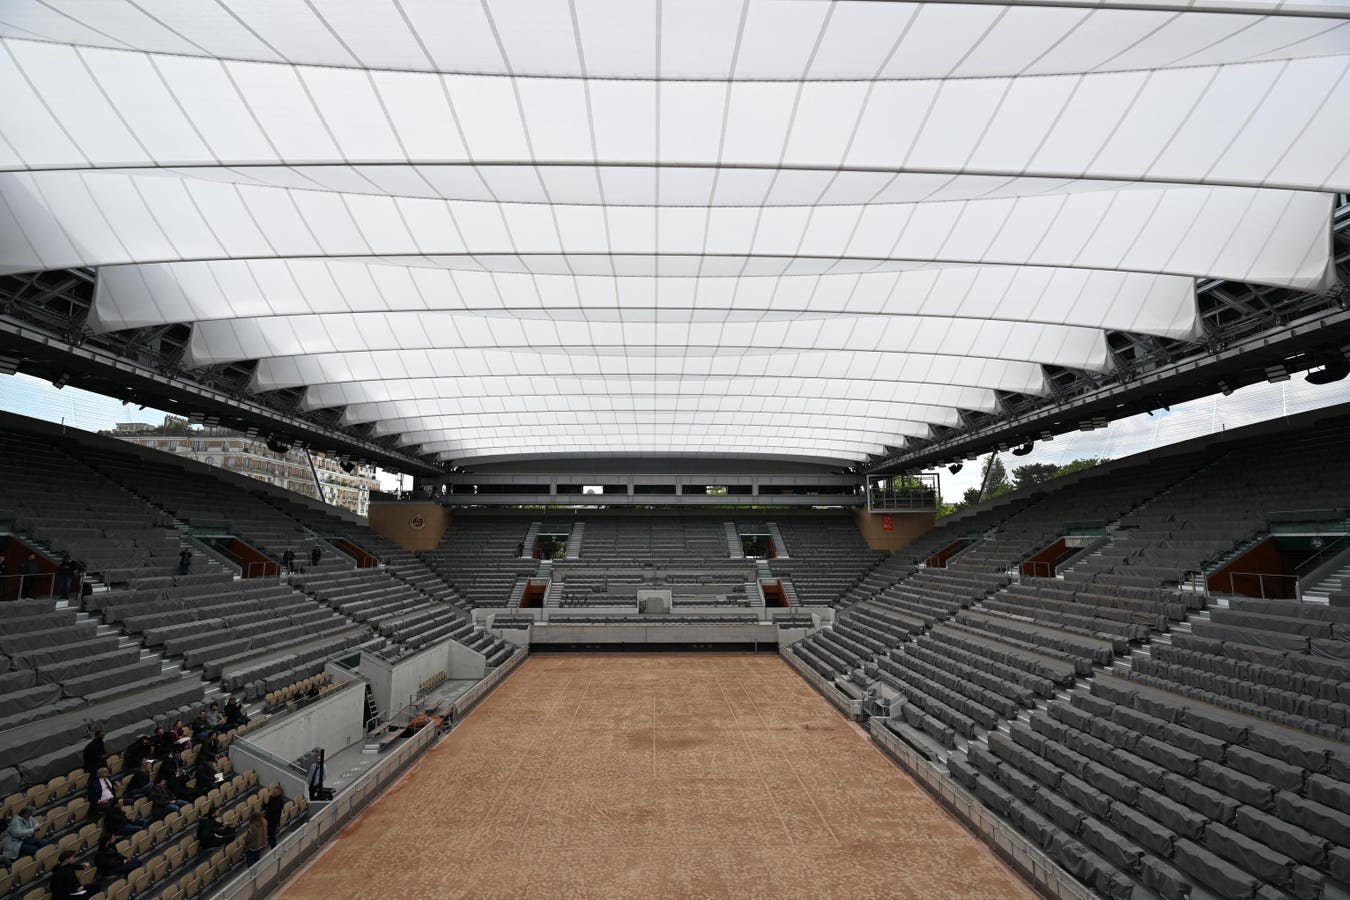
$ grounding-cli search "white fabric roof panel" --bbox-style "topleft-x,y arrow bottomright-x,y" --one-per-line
0,174 -> 1333,289
0,1 -> 1345,464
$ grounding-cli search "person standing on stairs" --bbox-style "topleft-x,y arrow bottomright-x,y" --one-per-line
310,545 -> 321,569
178,546 -> 193,576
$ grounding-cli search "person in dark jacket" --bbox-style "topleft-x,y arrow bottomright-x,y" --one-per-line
82,731 -> 107,774
56,555 -> 81,600
103,798 -> 145,837
263,785 -> 285,848
94,832 -> 138,880
177,546 -> 193,575
149,777 -> 188,818
309,546 -> 321,568
49,849 -> 90,899
196,808 -> 232,854
281,548 -> 296,573
122,735 -> 153,773
123,759 -> 153,799
223,697 -> 250,727
86,766 -> 116,817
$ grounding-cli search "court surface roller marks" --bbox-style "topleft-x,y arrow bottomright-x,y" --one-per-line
280,653 -> 1034,899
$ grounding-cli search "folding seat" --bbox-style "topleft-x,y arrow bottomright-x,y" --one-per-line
126,866 -> 150,897
22,888 -> 47,900
46,775 -> 71,801
9,857 -> 38,887
147,855 -> 168,884
24,784 -> 50,808
165,845 -> 186,871
179,874 -> 200,900
34,844 -> 58,874
104,880 -> 131,900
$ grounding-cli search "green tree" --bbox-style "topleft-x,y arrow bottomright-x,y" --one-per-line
1057,457 -> 1102,477
1012,462 -> 1060,490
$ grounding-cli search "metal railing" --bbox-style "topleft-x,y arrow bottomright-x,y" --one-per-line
1021,560 -> 1055,579
1224,571 -> 1301,601
0,571 -> 84,601
868,723 -> 1093,900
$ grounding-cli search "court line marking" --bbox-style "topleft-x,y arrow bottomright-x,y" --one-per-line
714,671 -> 799,849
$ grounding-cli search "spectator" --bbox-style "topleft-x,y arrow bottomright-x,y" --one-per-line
94,832 -> 139,880
177,546 -> 193,576
18,553 -> 39,598
196,808 -> 232,854
103,798 -> 145,837
149,777 -> 188,818
86,766 -> 115,817
263,785 -> 285,848
281,548 -> 296,573
223,697 -> 250,727
244,812 -> 267,866
170,720 -> 192,750
82,730 -> 107,774
203,702 -> 223,732
124,759 -> 153,799
56,554 -> 81,601
49,849 -> 91,899
153,726 -> 175,757
193,756 -> 220,798
3,806 -> 49,862
164,764 -> 195,804
310,546 -> 321,568
191,709 -> 212,743
123,735 -> 153,773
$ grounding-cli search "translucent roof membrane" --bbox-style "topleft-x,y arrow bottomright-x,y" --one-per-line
1,1 -> 1345,464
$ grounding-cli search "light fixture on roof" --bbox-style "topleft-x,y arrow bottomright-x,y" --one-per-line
1012,442 -> 1034,456
265,436 -> 291,454
203,415 -> 220,427
245,426 -> 259,437
51,372 -> 70,389
997,442 -> 1009,451
948,463 -> 963,475
188,412 -> 205,425
0,354 -> 21,376
340,460 -> 356,473
1039,431 -> 1053,442
1264,364 -> 1290,383
1305,348 -> 1350,385
1217,380 -> 1235,396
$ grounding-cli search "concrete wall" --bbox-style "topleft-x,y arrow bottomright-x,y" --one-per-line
853,509 -> 935,551
367,502 -> 451,550
244,681 -> 367,764
358,639 -> 487,718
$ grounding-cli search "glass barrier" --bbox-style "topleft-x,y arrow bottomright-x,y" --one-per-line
0,571 -> 84,602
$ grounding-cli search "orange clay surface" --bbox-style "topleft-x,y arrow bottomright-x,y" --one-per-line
280,654 -> 1035,900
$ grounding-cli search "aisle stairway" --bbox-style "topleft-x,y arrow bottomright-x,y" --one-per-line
724,522 -> 743,558
564,523 -> 585,559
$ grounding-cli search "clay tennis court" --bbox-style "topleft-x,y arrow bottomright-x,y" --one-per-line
280,654 -> 1033,899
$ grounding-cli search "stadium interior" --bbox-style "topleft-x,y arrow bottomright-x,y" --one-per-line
2,1 -> 1350,898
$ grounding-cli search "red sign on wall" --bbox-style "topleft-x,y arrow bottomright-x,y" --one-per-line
881,514 -> 893,532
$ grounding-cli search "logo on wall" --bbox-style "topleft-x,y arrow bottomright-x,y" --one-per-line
881,514 -> 894,532
409,514 -> 426,531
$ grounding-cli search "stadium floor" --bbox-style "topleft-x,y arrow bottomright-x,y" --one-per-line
280,654 -> 1033,899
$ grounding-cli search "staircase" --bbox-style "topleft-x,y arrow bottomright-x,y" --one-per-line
754,559 -> 772,580
780,578 -> 800,607
766,522 -> 790,558
520,522 -> 542,558
506,576 -> 529,608
724,522 -> 743,558
564,522 -> 585,559
544,578 -> 563,607
1304,563 -> 1350,603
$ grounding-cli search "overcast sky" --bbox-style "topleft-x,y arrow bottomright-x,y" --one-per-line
4,371 -> 1350,499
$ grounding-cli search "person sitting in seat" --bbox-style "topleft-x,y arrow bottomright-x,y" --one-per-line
3,806 -> 49,862
203,702 -> 223,733
193,756 -> 220,799
49,849 -> 91,899
102,798 -> 145,837
94,832 -> 139,881
86,766 -> 116,818
123,759 -> 154,799
149,776 -> 188,818
223,696 -> 250,727
191,709 -> 213,743
196,808 -> 233,854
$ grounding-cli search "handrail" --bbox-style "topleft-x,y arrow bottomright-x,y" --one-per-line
1295,531 -> 1350,579
1225,571 -> 1300,602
